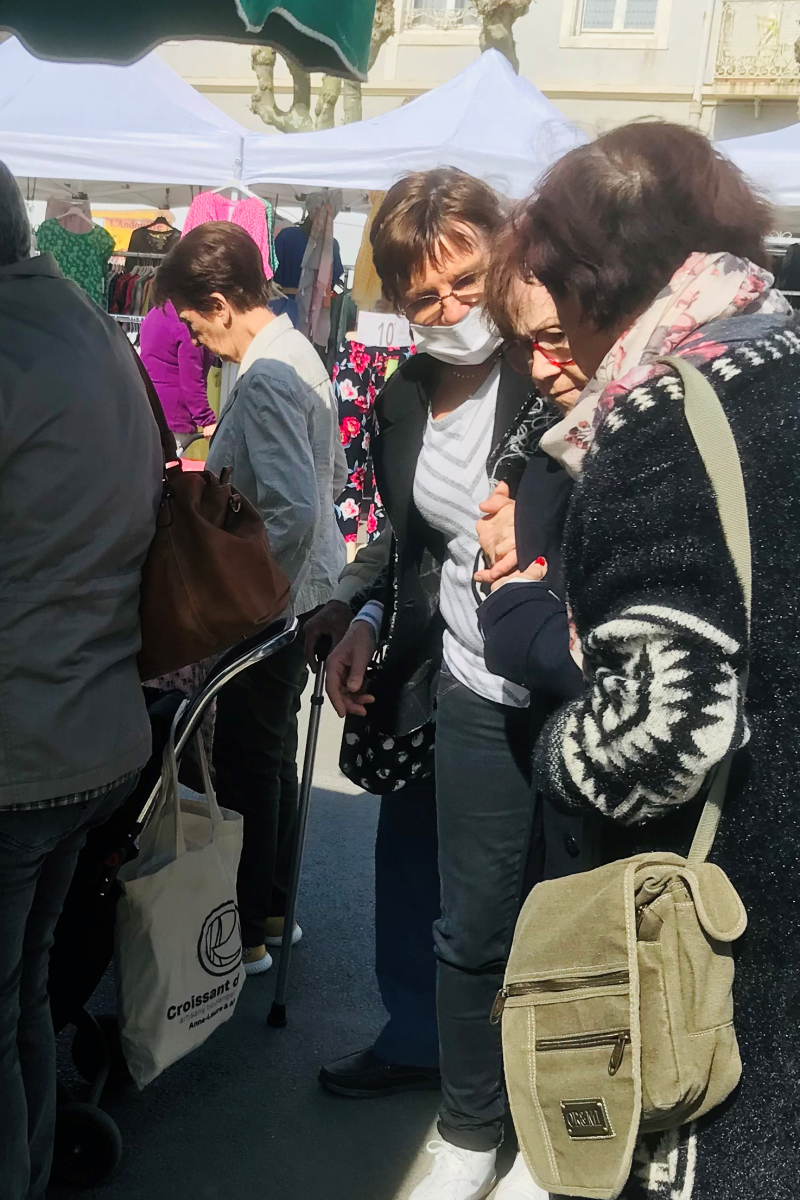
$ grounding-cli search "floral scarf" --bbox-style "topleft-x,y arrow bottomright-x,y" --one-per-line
540,251 -> 792,478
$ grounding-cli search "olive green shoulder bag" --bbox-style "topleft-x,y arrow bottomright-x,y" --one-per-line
497,357 -> 750,1200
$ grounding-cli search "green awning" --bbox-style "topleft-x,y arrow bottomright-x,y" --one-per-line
0,0 -> 376,79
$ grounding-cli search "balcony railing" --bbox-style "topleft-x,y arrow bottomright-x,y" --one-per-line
716,1 -> 800,80
403,1 -> 480,31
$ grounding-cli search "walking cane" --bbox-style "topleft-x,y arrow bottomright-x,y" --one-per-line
268,637 -> 330,1029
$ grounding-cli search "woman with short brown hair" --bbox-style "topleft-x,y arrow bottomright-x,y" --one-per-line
494,121 -> 800,1200
156,222 -> 347,977
324,167 -> 582,1200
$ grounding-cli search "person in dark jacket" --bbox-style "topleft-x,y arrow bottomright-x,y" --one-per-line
0,162 -> 161,1200
488,121 -> 800,1200
323,169 -> 580,1200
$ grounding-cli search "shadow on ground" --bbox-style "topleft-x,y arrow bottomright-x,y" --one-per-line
49,786 -> 440,1200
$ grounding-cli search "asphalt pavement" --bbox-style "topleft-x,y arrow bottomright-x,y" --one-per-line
49,702 -> 444,1200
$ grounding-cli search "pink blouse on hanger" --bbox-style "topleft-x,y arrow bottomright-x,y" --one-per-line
182,192 -> 274,279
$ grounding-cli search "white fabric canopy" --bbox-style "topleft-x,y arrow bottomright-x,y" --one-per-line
0,38 -> 247,204
244,50 -> 585,199
718,123 -> 800,211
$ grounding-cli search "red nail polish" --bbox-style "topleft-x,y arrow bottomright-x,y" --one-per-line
534,557 -> 547,567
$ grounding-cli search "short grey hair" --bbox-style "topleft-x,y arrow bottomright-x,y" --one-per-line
0,161 -> 31,267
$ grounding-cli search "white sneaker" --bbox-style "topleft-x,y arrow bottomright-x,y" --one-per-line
408,1140 -> 497,1200
242,946 -> 273,976
494,1153 -> 549,1199
263,918 -> 303,948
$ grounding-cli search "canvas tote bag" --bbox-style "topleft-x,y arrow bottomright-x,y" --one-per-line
115,717 -> 244,1088
497,358 -> 750,1199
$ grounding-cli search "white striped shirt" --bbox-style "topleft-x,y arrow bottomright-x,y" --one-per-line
413,367 -> 529,708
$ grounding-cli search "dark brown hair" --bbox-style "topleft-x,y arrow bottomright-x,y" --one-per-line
154,221 -> 274,314
0,160 -> 31,267
510,121 -> 773,332
485,206 -> 539,342
370,167 -> 504,308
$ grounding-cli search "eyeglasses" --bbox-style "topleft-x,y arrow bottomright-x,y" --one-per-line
402,271 -> 486,325
505,331 -> 575,375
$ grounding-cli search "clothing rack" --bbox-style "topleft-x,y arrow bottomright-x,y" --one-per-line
109,251 -> 168,261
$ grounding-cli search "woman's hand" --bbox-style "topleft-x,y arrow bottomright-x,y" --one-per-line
202,423 -> 217,437
325,620 -> 377,717
303,600 -> 353,668
475,482 -> 517,584
490,557 -> 548,592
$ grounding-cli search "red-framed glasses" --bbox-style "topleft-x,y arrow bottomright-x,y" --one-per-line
505,331 -> 575,375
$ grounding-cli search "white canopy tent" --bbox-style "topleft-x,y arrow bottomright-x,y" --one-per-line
0,37 -> 249,207
717,123 -> 800,233
243,50 -> 586,200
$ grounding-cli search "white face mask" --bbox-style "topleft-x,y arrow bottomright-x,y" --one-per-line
410,305 -> 503,366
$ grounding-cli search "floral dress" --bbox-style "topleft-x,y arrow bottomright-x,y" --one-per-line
36,220 -> 115,306
332,339 -> 416,544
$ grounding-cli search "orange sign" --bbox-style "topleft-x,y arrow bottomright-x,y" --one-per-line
92,209 -> 159,252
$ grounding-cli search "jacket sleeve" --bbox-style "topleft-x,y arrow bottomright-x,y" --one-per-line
538,367 -> 749,827
177,327 -> 216,429
334,524 -> 393,605
479,582 -> 583,701
349,562 -> 391,616
242,371 -> 319,588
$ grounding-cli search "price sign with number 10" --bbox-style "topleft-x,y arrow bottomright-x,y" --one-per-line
355,311 -> 412,348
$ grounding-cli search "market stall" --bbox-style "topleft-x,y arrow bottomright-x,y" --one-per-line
0,38 -> 250,207
717,122 -> 800,234
243,50 -> 586,200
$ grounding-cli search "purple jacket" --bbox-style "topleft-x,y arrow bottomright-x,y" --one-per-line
140,301 -> 215,433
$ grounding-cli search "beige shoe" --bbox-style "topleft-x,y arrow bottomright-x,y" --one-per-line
242,945 -> 273,976
263,917 -> 303,948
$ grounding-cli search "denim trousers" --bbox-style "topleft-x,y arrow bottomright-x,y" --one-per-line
0,777 -> 136,1200
373,782 -> 440,1069
433,671 -> 536,1152
213,625 -> 309,948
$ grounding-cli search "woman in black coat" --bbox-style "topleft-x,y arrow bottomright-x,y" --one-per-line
485,122 -> 800,1200
324,168 -> 586,1200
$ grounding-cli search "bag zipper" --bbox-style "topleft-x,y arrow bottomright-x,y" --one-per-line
490,969 -> 629,1024
536,1029 -> 631,1077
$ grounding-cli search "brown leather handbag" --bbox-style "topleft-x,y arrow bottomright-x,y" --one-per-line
135,356 -> 291,680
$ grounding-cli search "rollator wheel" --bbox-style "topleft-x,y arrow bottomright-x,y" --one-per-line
72,1013 -> 132,1088
51,1102 -> 123,1187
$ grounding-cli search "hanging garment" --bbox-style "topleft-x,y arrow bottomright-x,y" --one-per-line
351,191 -> 386,312
182,192 -> 275,279
35,220 -> 115,307
331,339 -> 416,544
44,197 -> 93,235
272,223 -> 344,330
262,198 -> 278,276
296,190 -> 343,349
126,224 -> 180,269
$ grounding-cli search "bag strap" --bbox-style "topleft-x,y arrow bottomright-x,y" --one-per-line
132,347 -> 180,466
658,356 -> 751,864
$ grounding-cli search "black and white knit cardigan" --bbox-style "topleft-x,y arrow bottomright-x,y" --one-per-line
538,312 -> 800,1200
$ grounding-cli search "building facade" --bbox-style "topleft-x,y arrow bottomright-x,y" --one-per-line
158,0 -> 800,143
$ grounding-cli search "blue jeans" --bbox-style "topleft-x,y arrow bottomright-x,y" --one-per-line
0,778 -> 136,1200
373,784 -> 440,1069
433,671 -> 536,1152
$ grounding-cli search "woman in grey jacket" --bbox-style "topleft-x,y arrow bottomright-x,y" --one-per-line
156,222 -> 346,974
